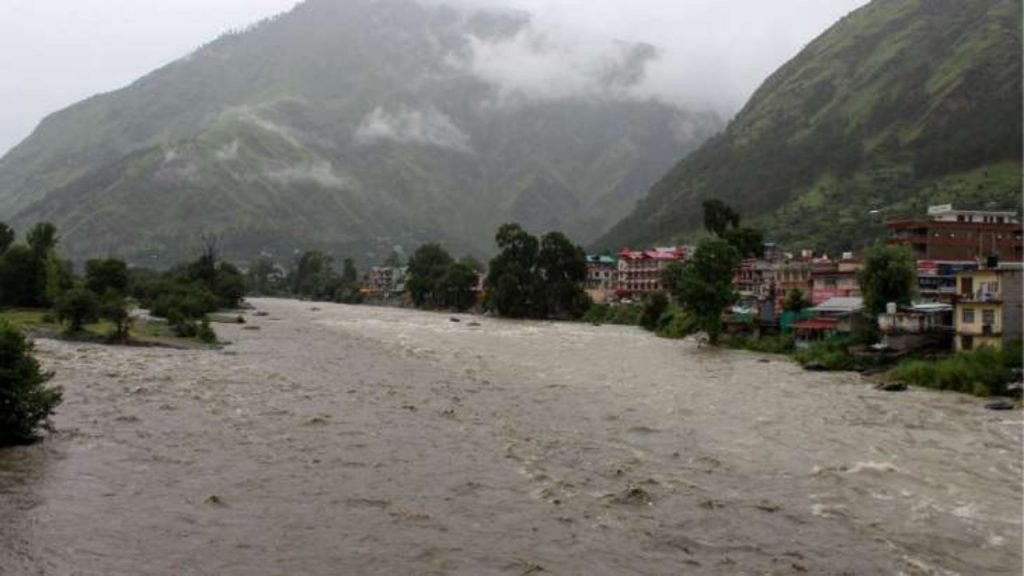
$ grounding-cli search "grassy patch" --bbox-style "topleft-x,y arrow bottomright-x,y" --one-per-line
0,308 -> 216,349
793,341 -> 858,371
886,343 -> 1022,397
722,333 -> 796,354
583,304 -> 641,326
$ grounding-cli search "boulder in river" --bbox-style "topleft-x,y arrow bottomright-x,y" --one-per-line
985,400 -> 1016,411
875,381 -> 908,392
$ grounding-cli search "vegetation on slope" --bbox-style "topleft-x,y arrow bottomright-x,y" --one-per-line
599,0 -> 1022,253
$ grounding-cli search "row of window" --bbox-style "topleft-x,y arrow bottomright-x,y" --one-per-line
961,308 -> 996,325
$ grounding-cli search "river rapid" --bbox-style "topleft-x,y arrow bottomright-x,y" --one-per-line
0,298 -> 1020,575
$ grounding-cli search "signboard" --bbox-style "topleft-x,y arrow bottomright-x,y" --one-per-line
928,204 -> 953,216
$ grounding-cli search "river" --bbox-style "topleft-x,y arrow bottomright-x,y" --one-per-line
1,298 -> 1020,575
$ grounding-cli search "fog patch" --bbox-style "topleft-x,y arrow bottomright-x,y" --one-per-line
266,160 -> 357,190
216,139 -> 240,161
354,107 -> 473,153
457,22 -> 658,103
154,146 -> 200,186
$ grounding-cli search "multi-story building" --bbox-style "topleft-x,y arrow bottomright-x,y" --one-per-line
585,255 -> 617,291
916,260 -> 978,301
367,266 -> 408,296
953,264 -> 1023,351
810,255 -> 862,305
615,246 -> 690,297
886,205 -> 1023,262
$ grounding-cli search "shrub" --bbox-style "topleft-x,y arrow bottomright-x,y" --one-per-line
639,293 -> 670,331
54,288 -> 101,333
0,322 -> 62,446
794,341 -> 856,371
655,308 -> 699,339
887,345 -> 1016,396
100,294 -> 132,341
722,333 -> 796,354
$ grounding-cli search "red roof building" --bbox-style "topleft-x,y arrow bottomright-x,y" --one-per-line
615,246 -> 690,297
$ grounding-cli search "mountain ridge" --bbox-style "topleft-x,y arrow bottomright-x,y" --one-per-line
598,0 -> 1022,254
0,0 -> 721,266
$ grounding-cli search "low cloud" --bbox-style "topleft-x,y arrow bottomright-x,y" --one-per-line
354,107 -> 474,153
458,21 -> 659,102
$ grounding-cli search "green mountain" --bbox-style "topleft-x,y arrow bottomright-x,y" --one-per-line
0,0 -> 720,266
599,0 -> 1022,254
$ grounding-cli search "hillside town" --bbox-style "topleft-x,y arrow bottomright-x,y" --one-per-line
362,205 -> 1024,357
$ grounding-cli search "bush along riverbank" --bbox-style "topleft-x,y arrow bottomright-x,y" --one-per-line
884,343 -> 1023,398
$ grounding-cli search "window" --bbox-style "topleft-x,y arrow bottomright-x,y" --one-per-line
962,309 -> 975,324
982,309 -> 995,326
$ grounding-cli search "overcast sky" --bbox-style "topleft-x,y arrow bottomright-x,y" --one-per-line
0,0 -> 867,156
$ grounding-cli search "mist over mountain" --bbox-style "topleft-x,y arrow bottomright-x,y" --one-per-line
0,0 -> 721,266
600,0 -> 1023,254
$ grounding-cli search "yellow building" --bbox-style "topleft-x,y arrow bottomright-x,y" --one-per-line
953,266 -> 1023,351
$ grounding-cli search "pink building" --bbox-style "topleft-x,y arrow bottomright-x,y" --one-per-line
615,246 -> 691,297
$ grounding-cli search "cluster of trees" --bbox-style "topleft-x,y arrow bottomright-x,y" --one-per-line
0,222 -> 72,309
484,224 -> 591,319
246,251 -> 363,304
131,239 -> 244,342
406,245 -> 480,312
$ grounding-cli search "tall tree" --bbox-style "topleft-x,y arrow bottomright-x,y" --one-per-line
26,223 -> 57,258
443,262 -> 479,312
342,258 -> 359,286
486,224 -> 541,318
406,244 -> 454,309
291,251 -> 336,299
536,232 -> 590,319
702,199 -> 741,238
0,223 -> 14,255
671,238 -> 741,344
86,258 -> 130,296
858,243 -> 917,315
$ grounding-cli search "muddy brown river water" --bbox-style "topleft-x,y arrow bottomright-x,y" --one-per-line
0,298 -> 1021,575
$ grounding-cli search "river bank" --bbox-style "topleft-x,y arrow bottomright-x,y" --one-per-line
1,298 -> 1020,574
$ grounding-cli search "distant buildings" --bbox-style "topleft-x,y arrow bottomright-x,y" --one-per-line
953,264 -> 1023,351
810,254 -> 862,305
614,247 -> 690,298
585,255 -> 617,291
367,266 -> 408,297
885,204 -> 1023,262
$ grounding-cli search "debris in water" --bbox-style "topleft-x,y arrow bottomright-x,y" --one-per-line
614,486 -> 654,506
875,381 -> 907,392
205,495 -> 226,507
985,401 -> 1016,411
450,317 -> 461,323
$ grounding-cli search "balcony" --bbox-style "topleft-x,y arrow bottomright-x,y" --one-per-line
959,291 -> 1002,303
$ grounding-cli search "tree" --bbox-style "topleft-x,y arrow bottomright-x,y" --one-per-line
86,258 -> 129,296
342,258 -> 359,286
100,294 -> 132,341
783,288 -> 811,313
291,251 -> 336,299
406,244 -> 454,309
640,292 -> 670,331
486,224 -> 541,318
442,262 -> 479,312
661,262 -> 686,299
723,227 -> 765,258
54,289 -> 100,333
0,321 -> 62,446
702,199 -> 741,237
245,256 -> 282,296
858,243 -> 917,315
671,238 -> 740,344
536,232 -> 590,319
0,246 -> 40,307
0,223 -> 14,255
26,222 -> 57,258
